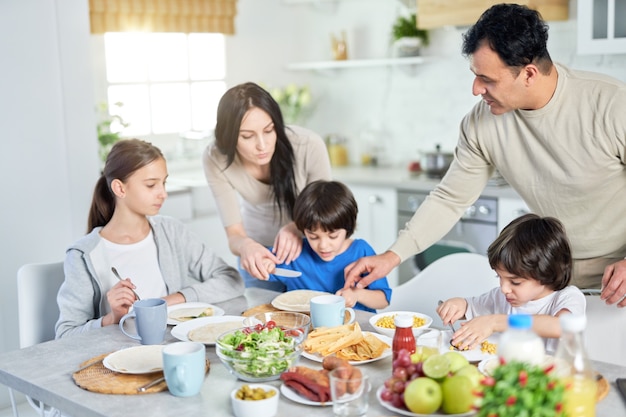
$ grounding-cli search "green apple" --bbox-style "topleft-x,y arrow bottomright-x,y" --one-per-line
443,351 -> 469,373
441,375 -> 477,414
455,364 -> 483,387
404,377 -> 442,414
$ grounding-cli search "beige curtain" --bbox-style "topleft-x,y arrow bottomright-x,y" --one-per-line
89,0 -> 237,34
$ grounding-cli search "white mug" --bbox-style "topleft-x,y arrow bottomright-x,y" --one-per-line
310,295 -> 355,328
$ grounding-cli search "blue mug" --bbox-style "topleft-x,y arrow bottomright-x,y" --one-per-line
119,298 -> 167,345
310,295 -> 356,328
163,342 -> 206,397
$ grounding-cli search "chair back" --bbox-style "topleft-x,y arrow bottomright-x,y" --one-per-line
385,253 -> 497,329
583,292 -> 626,367
17,262 -> 65,347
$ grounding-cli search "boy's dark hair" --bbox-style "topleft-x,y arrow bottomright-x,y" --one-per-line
293,180 -> 358,237
487,213 -> 572,290
462,3 -> 553,75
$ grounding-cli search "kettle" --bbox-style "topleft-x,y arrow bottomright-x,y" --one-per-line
423,144 -> 454,179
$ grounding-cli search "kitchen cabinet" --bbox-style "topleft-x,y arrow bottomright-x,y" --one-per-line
348,184 -> 399,286
577,0 -> 626,54
416,0 -> 568,29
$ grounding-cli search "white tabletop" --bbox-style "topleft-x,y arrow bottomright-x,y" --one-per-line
0,288 -> 625,417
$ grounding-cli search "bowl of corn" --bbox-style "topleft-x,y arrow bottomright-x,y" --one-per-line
369,311 -> 433,338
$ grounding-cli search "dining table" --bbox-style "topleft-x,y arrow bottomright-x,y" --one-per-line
1,287 -> 625,417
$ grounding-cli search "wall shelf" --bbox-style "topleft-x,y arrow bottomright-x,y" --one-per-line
285,56 -> 428,73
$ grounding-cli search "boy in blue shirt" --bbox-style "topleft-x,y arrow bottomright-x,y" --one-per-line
264,180 -> 391,312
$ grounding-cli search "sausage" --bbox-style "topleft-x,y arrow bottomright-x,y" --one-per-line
280,367 -> 331,403
346,366 -> 362,394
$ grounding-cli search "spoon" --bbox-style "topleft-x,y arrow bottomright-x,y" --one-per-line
111,267 -> 141,300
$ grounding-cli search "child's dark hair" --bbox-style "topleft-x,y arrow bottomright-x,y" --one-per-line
293,180 -> 357,237
487,213 -> 572,290
87,139 -> 164,233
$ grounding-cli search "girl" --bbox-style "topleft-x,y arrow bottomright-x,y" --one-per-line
203,82 -> 331,291
56,139 -> 244,338
437,213 -> 585,352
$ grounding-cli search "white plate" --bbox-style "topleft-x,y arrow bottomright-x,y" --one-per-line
302,332 -> 392,365
280,384 -> 332,406
167,302 -> 225,325
376,386 -> 475,417
271,290 -> 331,312
170,315 -> 245,345
442,332 -> 500,363
103,345 -> 164,374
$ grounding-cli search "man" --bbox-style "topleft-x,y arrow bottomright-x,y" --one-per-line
344,4 -> 626,308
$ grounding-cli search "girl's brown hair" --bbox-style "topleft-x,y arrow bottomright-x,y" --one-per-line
87,139 -> 164,232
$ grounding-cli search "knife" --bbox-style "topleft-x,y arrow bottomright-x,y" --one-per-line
273,268 -> 302,278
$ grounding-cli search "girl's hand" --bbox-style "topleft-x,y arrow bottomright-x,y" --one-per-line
103,280 -> 136,325
239,239 -> 280,280
272,222 -> 303,265
436,297 -> 467,326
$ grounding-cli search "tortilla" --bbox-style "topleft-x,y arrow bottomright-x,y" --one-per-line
104,345 -> 164,374
271,290 -> 330,312
168,307 -> 214,321
188,321 -> 243,344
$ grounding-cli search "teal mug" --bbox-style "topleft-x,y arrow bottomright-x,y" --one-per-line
162,342 -> 206,397
119,298 -> 167,345
310,294 -> 356,328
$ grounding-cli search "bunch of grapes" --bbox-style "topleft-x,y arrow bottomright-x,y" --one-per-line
381,348 -> 424,409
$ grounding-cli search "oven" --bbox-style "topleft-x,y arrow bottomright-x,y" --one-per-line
397,190 -> 498,285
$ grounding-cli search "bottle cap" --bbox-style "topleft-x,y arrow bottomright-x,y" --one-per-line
559,313 -> 587,332
508,314 -> 532,329
394,314 -> 414,328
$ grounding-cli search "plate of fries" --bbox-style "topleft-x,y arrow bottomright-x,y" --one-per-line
301,322 -> 392,365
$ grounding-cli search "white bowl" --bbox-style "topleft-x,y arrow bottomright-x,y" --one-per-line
231,384 -> 279,417
369,311 -> 433,338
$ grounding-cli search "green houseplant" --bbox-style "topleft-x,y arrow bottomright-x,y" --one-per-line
392,13 -> 429,56
96,101 -> 128,163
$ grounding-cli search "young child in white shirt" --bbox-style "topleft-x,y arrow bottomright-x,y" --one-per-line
437,213 -> 585,353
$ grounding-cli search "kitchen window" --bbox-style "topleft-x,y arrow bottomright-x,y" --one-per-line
97,32 -> 226,137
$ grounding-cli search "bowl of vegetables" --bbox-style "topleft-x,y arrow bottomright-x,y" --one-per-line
216,322 -> 304,382
242,311 -> 311,339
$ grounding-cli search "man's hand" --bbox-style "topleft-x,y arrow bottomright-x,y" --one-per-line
343,251 -> 400,290
600,259 -> 626,307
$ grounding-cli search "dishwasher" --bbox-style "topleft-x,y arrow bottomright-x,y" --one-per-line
396,190 -> 498,284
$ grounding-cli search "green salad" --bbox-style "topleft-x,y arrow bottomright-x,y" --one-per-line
218,324 -> 301,379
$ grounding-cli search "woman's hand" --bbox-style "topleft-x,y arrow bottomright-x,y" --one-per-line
272,222 -> 303,264
103,280 -> 137,326
239,238 -> 280,280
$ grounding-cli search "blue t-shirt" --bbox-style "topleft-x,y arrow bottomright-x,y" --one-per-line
269,238 -> 392,313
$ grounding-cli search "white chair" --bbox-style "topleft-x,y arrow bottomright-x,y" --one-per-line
582,289 -> 626,367
8,261 -> 65,417
384,253 -> 498,329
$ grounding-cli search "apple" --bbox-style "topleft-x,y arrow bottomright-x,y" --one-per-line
404,377 -> 442,415
443,351 -> 469,373
441,375 -> 477,414
455,364 -> 483,388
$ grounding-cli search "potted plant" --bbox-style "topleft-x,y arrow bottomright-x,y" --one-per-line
392,13 -> 429,57
96,101 -> 128,163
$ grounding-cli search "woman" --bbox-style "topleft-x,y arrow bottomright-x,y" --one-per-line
203,82 -> 331,291
56,139 -> 244,339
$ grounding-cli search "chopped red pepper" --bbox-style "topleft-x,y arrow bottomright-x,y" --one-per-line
519,370 -> 528,387
506,395 -> 517,406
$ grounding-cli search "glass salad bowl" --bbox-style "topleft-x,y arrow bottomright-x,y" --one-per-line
215,324 -> 304,382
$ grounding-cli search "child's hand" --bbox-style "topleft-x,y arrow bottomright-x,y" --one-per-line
436,298 -> 467,326
452,316 -> 497,350
335,288 -> 357,308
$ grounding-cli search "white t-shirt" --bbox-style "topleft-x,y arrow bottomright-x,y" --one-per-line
91,230 -> 167,314
464,285 -> 586,353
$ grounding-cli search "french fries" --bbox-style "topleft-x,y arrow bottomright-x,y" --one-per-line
303,323 -> 390,361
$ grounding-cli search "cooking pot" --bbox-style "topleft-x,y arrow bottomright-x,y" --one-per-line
423,145 -> 454,179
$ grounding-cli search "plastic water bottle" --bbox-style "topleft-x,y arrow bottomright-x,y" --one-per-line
554,314 -> 597,417
498,314 -> 546,366
392,315 -> 415,364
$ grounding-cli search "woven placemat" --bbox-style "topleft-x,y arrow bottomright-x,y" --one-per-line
242,303 -> 283,317
72,353 -> 210,395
